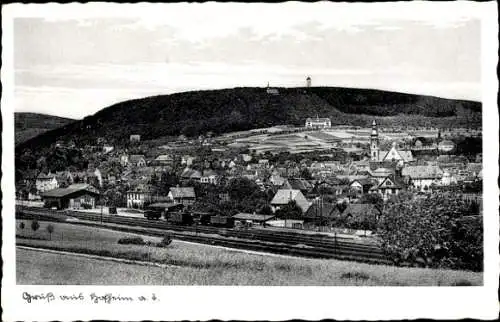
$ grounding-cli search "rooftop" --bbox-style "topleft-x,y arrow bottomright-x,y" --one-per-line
402,165 -> 443,179
41,184 -> 99,198
306,117 -> 331,122
233,213 -> 275,222
170,187 -> 196,199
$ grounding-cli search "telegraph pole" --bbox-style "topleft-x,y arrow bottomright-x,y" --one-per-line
100,188 -> 103,224
320,193 -> 323,232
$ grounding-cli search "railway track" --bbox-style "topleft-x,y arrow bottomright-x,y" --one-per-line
16,206 -> 391,265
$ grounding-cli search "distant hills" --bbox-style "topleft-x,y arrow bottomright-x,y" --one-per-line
15,112 -> 75,146
16,87 -> 481,152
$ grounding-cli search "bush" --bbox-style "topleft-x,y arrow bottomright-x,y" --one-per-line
19,222 -> 25,230
452,279 -> 473,286
117,236 -> 146,245
340,271 -> 370,281
378,193 -> 483,271
31,220 -> 40,232
157,234 -> 173,248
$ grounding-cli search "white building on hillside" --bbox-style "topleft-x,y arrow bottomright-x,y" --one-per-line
305,116 -> 331,129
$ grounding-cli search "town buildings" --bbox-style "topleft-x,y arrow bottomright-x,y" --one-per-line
200,170 -> 220,185
438,140 -> 456,152
126,184 -> 152,208
17,117 -> 482,234
168,187 -> 196,206
130,134 -> 141,142
36,173 -> 59,193
402,165 -> 444,191
370,120 -> 413,165
369,176 -> 403,200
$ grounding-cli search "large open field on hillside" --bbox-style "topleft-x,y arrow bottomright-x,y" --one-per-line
236,131 -> 345,154
16,221 -> 482,286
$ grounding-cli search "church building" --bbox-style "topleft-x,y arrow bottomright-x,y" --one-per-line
370,120 -> 380,161
370,120 -> 413,166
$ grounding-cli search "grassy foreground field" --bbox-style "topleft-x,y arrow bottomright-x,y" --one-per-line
16,220 -> 482,286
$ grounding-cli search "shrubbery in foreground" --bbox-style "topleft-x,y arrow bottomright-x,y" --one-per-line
117,237 -> 147,245
117,234 -> 173,248
377,193 -> 482,271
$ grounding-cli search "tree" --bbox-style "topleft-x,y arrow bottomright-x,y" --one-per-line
259,204 -> 273,216
31,220 -> 40,233
105,188 -> 124,207
19,222 -> 25,230
159,171 -> 179,194
359,193 -> 384,212
46,224 -> 54,240
275,200 -> 303,220
377,193 -> 483,271
299,168 -> 312,180
227,177 -> 260,202
336,201 -> 348,213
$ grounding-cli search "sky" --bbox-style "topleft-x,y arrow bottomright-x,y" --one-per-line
13,2 -> 482,119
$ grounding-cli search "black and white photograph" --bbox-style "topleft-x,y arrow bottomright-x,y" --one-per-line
2,1 -> 499,321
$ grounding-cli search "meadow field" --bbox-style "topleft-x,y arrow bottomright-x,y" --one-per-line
237,131 -> 341,154
16,220 -> 482,286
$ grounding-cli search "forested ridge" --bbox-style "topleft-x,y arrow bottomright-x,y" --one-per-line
15,112 -> 75,145
16,86 -> 481,151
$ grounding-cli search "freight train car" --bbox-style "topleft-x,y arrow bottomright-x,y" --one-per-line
144,209 -> 162,220
195,212 -> 213,226
209,215 -> 235,228
144,203 -> 184,220
168,211 -> 194,225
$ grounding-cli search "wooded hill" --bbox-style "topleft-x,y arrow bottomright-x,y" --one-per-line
15,112 -> 75,146
16,86 -> 481,151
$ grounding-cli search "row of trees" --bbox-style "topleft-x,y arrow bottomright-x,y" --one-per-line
19,220 -> 55,240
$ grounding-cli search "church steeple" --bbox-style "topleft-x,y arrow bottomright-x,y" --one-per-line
370,120 -> 379,161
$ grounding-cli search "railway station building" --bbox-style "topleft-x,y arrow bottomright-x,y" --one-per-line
41,183 -> 100,210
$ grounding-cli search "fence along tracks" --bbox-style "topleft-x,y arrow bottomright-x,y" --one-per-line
16,206 -> 391,265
